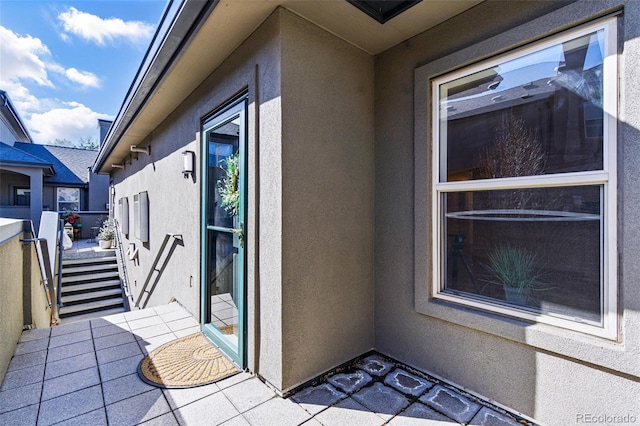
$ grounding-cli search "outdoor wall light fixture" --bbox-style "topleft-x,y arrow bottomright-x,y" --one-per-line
130,145 -> 150,155
111,163 -> 125,169
182,150 -> 195,178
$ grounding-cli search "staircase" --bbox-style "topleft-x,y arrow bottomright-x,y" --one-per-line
59,255 -> 126,322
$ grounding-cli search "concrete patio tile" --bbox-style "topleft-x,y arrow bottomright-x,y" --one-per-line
388,402 -> 457,425
48,329 -> 93,348
301,418 -> 323,425
173,391 -> 240,426
132,323 -> 173,340
7,349 -> 46,371
222,377 -> 276,413
420,385 -> 481,424
166,316 -> 199,332
99,353 -> 145,382
91,313 -> 127,328
244,396 -> 311,426
60,408 -> 108,426
153,302 -> 182,314
137,333 -> 178,355
106,388 -> 171,425
50,319 -> 90,336
93,330 -> 137,350
173,325 -> 201,338
91,322 -> 131,338
0,382 -> 41,414
356,354 -> 394,377
13,336 -> 50,355
128,315 -> 166,331
124,308 -> 160,322
327,370 -> 373,394
0,403 -> 39,426
351,382 -> 410,420
45,352 -> 96,380
158,307 -> 193,323
102,372 -> 156,405
47,339 -> 94,362
37,384 -> 103,426
140,412 -> 180,425
219,415 -> 251,425
0,361 -> 44,391
245,396 -> 311,426
18,327 -> 50,343
469,406 -> 522,426
162,381 -> 220,410
314,397 -> 386,426
41,366 -> 100,401
384,368 -> 434,397
96,341 -> 143,364
291,383 -> 347,415
217,371 -> 253,390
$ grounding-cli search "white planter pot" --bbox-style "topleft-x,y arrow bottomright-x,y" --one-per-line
99,239 -> 113,249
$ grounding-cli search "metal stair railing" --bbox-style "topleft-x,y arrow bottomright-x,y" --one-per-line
134,233 -> 183,309
20,222 -> 56,326
113,219 -> 132,309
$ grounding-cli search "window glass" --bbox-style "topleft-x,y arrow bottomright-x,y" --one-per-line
443,186 -> 602,324
58,187 -> 80,212
440,30 -> 604,182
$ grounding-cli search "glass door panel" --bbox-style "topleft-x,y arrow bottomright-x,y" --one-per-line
201,98 -> 246,366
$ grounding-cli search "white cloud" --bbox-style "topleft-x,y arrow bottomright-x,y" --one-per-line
65,68 -> 100,88
58,7 -> 154,45
0,26 -> 52,87
26,102 -> 112,144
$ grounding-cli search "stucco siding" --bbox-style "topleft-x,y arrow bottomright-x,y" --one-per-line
279,10 -> 375,391
375,1 -> 640,424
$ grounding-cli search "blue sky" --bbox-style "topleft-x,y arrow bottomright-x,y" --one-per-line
0,0 -> 166,145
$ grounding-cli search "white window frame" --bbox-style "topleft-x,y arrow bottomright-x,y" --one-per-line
57,187 -> 81,212
431,18 -> 618,340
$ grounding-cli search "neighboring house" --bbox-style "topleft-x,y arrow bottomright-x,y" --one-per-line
0,90 -> 110,231
93,1 -> 639,423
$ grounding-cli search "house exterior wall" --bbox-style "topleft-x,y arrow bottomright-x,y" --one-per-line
374,1 -> 640,424
279,11 -> 375,391
111,8 -> 374,393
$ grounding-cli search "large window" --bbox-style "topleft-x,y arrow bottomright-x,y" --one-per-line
431,18 -> 617,338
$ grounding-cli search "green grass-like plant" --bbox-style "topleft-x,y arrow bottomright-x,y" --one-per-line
485,245 -> 540,290
217,153 -> 240,216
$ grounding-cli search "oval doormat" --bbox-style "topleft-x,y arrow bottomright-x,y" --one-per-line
137,333 -> 239,388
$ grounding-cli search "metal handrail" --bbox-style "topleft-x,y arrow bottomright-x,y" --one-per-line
134,233 -> 183,309
20,225 -> 55,326
113,219 -> 132,308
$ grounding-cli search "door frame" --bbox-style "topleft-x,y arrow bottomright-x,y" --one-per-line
200,95 -> 248,367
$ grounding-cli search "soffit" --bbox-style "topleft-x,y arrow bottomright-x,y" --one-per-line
103,0 -> 481,169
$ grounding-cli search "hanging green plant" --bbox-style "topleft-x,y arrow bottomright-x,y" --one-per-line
217,152 -> 240,216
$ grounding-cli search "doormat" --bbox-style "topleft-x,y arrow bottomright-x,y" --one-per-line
137,333 -> 239,388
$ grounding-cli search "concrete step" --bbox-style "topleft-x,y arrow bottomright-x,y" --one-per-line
62,255 -> 117,267
61,271 -> 120,285
58,298 -> 125,318
62,263 -> 119,276
57,307 -> 126,324
61,288 -> 123,306
61,279 -> 122,295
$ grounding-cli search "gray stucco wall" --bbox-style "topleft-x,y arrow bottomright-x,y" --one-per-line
112,8 -> 375,393
375,1 -> 640,424
279,11 -> 375,391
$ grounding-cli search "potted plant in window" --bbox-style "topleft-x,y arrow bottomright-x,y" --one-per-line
485,245 -> 541,305
97,219 -> 116,249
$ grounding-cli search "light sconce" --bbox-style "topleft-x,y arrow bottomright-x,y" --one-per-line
130,145 -> 150,155
111,163 -> 125,169
182,151 -> 195,179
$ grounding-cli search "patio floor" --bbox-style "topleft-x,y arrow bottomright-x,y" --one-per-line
0,303 -> 530,425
